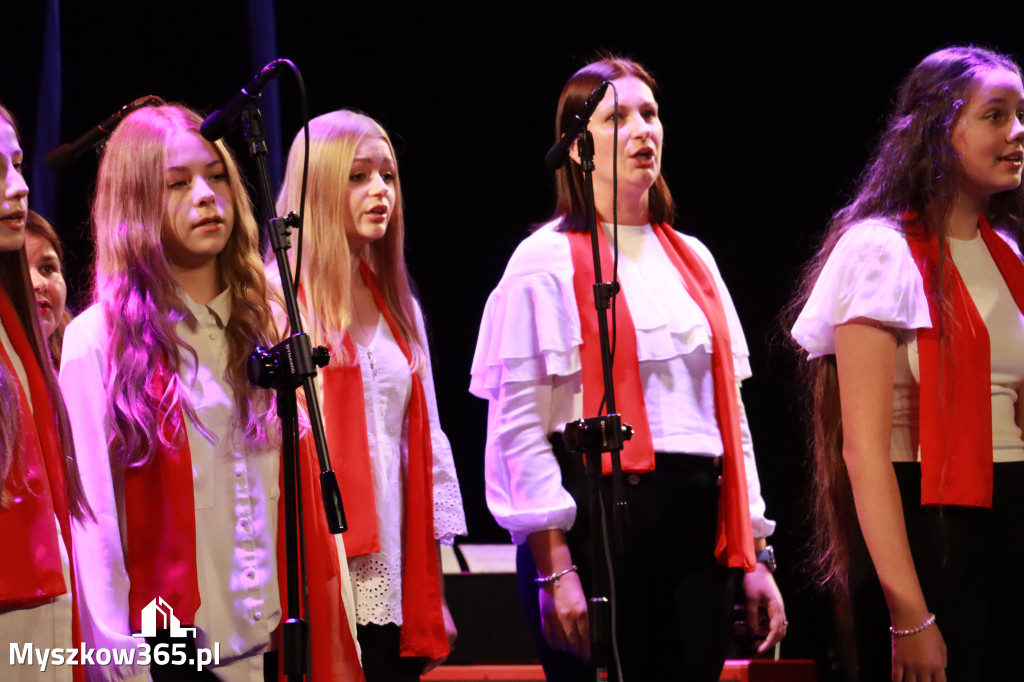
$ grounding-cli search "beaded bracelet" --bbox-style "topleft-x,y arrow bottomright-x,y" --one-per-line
889,614 -> 937,637
534,565 -> 578,587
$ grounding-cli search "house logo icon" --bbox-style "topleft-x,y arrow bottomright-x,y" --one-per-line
132,597 -> 198,638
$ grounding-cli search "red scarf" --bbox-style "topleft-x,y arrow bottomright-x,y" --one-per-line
0,289 -> 84,681
122,339 -> 361,679
274,438 -> 365,681
567,224 -> 755,570
904,214 -> 1024,507
123,365 -> 200,630
323,260 -> 448,658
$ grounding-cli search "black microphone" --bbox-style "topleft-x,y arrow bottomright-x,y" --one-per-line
544,80 -> 611,171
200,59 -> 289,142
45,95 -> 165,171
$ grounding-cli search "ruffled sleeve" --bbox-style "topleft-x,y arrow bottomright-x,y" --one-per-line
470,223 -> 581,399
792,219 -> 932,358
471,223 -> 580,542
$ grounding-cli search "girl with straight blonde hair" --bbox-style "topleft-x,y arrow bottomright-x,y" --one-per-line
274,109 -> 465,681
61,103 -> 361,682
276,110 -> 422,367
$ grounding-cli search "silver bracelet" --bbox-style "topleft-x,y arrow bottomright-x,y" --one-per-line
534,565 -> 578,587
889,613 -> 936,637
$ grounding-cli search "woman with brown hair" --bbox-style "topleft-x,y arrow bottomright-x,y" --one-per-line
24,211 -> 70,365
471,58 -> 786,681
0,104 -> 90,681
791,46 -> 1024,682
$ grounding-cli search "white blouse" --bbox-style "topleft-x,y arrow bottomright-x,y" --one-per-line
346,307 -> 467,626
792,218 -> 1024,462
471,220 -> 775,544
62,291 -> 281,682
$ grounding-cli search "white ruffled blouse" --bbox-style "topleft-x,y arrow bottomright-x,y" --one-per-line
792,218 -> 1024,462
470,220 -> 775,544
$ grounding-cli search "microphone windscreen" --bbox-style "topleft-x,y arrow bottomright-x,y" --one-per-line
44,144 -> 74,172
199,112 -> 227,142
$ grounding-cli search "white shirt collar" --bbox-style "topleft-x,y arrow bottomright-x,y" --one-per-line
181,288 -> 232,328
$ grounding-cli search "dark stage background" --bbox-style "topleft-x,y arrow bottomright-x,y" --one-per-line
6,1 -> 1020,677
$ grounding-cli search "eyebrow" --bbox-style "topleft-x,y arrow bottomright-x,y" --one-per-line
601,100 -> 658,112
982,92 -> 1024,105
166,160 -> 226,172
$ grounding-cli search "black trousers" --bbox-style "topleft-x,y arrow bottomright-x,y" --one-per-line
849,462 -> 1024,682
518,449 -> 740,682
356,623 -> 429,682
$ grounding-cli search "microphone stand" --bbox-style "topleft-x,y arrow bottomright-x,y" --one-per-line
561,128 -> 632,682
240,104 -> 346,682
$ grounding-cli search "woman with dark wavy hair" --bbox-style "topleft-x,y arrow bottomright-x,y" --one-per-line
472,57 -> 786,681
791,46 -> 1024,682
0,104 -> 90,682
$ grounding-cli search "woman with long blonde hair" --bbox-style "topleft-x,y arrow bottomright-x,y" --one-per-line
0,103 -> 90,682
274,109 -> 466,681
61,103 -> 360,681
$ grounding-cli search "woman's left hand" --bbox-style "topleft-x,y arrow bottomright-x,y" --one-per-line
742,563 -> 787,653
421,601 -> 458,674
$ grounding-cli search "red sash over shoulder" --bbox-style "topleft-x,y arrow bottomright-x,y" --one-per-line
122,339 -> 361,678
904,214 -> 1024,507
323,332 -> 377,557
567,223 -> 755,570
275,438 -> 365,681
0,288 -> 84,681
0,290 -> 67,607
323,260 -> 448,658
123,365 -> 201,631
